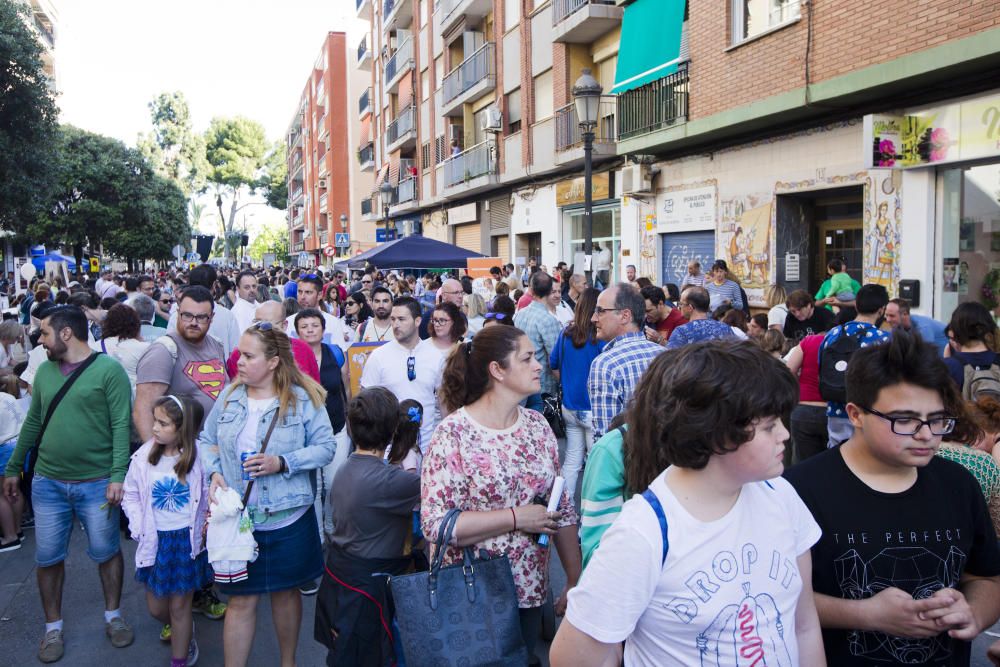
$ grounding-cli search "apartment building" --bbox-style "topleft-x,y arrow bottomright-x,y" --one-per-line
287,31 -> 375,267
611,0 -> 1000,327
355,0 -> 628,274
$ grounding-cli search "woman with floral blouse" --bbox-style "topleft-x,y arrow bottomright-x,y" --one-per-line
421,325 -> 582,665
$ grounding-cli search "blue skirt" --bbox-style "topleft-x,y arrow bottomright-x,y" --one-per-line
135,528 -> 213,598
217,505 -> 322,596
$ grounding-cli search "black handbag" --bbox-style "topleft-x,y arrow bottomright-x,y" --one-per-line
389,508 -> 528,667
541,391 -> 566,439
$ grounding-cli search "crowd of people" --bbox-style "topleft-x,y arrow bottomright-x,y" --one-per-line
1,255 -> 1000,666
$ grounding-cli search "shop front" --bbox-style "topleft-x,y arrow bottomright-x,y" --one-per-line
557,173 -> 620,282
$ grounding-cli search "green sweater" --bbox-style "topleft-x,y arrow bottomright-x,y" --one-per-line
5,354 -> 132,483
580,426 -> 629,569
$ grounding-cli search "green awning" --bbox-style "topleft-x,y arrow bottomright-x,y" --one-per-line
611,0 -> 685,94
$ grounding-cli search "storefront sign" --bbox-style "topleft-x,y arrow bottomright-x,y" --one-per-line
556,173 -> 610,207
656,185 -> 717,230
863,90 -> 1000,169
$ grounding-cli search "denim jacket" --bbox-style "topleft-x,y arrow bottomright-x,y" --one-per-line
198,383 -> 336,516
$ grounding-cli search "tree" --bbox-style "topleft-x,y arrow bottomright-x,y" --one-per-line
105,174 -> 189,267
0,0 -> 59,234
263,142 -> 288,210
203,116 -> 271,263
137,91 -> 210,199
247,220 -> 290,265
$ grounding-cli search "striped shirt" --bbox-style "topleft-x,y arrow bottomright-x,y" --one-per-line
587,331 -> 664,438
705,279 -> 744,311
679,273 -> 706,289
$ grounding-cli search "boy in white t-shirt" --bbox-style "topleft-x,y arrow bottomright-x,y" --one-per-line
551,339 -> 826,667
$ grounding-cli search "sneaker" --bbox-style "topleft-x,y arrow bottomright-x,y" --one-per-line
38,629 -> 63,664
299,581 -> 319,596
105,616 -> 134,648
192,589 -> 226,620
159,624 -> 171,642
0,537 -> 21,553
20,514 -> 34,529
186,638 -> 199,666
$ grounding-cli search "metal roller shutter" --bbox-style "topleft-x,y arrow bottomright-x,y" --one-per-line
495,235 -> 510,262
489,196 -> 511,233
454,223 -> 481,253
660,230 -> 715,287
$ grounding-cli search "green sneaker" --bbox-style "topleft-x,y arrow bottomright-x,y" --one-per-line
159,624 -> 171,642
192,589 -> 226,620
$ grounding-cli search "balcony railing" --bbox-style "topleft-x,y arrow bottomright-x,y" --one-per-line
617,64 -> 689,141
320,231 -> 329,245
291,211 -> 304,227
397,177 -> 417,204
359,87 -> 372,117
444,141 -> 495,187
553,0 -> 614,24
441,43 -> 495,106
383,0 -> 395,18
386,106 -> 416,146
319,193 -> 328,210
361,198 -> 374,217
358,142 -> 375,167
290,187 -> 304,202
555,96 -> 617,151
384,38 -> 413,84
357,36 -> 368,62
292,241 -> 305,252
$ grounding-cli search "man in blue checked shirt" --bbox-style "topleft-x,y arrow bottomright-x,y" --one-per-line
513,271 -> 563,397
819,284 -> 890,447
587,283 -> 664,439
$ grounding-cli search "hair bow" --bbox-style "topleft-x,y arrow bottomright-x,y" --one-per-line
407,406 -> 422,424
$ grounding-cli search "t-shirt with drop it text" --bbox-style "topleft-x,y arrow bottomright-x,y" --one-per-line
785,447 -> 1000,667
565,470 -> 820,666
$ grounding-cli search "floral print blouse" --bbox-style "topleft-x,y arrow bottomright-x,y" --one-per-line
421,406 -> 578,608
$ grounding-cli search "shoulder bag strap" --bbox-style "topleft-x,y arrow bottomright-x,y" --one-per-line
640,488 -> 669,566
35,352 -> 103,449
240,408 -> 281,509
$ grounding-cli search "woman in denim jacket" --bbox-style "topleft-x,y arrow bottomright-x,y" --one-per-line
199,322 -> 335,667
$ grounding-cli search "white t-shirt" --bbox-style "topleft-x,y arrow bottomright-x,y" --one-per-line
767,304 -> 788,330
230,297 -> 257,334
150,453 -> 193,531
359,319 -> 393,343
20,345 -> 48,386
287,310 -> 354,352
566,471 -> 820,667
360,338 -> 444,453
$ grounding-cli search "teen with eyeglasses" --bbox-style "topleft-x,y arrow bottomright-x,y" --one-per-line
786,331 -> 1000,666
359,297 -> 445,455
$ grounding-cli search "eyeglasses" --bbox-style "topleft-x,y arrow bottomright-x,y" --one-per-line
431,318 -> 452,326
362,280 -> 372,285
484,312 -> 507,321
594,307 -> 621,316
160,299 -> 174,305
252,321 -> 274,331
861,406 -> 956,436
179,312 -> 211,324
407,356 -> 416,381
346,301 -> 358,307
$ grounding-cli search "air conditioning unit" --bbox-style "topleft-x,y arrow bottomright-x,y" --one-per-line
317,178 -> 328,189
621,164 -> 653,194
482,106 -> 502,132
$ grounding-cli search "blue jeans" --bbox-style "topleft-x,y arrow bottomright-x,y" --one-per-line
32,474 -> 120,567
561,407 -> 593,503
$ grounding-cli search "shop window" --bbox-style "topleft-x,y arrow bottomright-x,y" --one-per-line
731,0 -> 800,43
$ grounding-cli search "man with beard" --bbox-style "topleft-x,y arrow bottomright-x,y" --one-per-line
3,306 -> 134,663
166,264 -> 241,359
230,270 -> 258,333
132,285 -> 229,624
287,274 -> 353,351
359,286 -> 394,342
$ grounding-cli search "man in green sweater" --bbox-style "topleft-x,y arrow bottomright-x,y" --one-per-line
2,305 -> 133,664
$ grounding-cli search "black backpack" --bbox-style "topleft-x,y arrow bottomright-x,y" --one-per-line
819,327 -> 866,403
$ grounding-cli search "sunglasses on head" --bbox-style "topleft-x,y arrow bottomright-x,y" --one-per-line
302,273 -> 319,280
484,312 -> 508,321
252,321 -> 274,331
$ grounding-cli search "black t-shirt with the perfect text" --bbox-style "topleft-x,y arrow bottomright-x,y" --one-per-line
783,306 -> 836,342
785,447 -> 1000,667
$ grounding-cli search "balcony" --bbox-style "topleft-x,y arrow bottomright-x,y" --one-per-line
288,128 -> 304,151
552,0 -> 622,43
359,87 -> 372,119
383,0 -> 413,33
358,142 -> 375,171
320,230 -> 329,245
292,241 -> 305,253
357,35 -> 372,70
317,114 -> 329,139
395,177 -> 418,206
289,149 -> 304,178
361,196 -> 376,222
554,96 -> 618,165
616,64 -> 689,142
384,38 -> 414,93
291,209 -> 304,228
443,140 -> 498,197
440,0 -> 493,36
386,106 -> 417,153
356,0 -> 371,20
290,187 -> 305,204
439,43 -> 495,117
319,192 -> 328,211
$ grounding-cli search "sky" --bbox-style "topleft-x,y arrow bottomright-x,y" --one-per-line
55,0 -> 366,236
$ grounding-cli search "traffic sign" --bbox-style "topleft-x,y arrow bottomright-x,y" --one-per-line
376,228 -> 398,242
172,244 -> 185,260
323,245 -> 336,258
335,232 -> 350,248
89,258 -> 100,273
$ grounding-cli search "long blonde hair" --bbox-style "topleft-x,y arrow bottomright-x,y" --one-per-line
765,284 -> 787,309
226,325 -> 326,418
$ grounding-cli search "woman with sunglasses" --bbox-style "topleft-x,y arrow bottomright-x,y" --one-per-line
200,322 -> 334,667
343,293 -> 373,330
427,302 -> 467,359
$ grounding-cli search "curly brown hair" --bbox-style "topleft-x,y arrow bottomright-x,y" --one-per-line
102,303 -> 141,340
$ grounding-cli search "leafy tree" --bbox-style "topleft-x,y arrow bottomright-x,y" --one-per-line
263,142 -> 288,210
137,91 -> 210,198
247,220 -> 290,264
105,174 -> 189,266
0,0 -> 59,234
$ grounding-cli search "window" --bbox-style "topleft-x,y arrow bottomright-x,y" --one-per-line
533,70 -> 553,121
421,141 -> 431,170
506,89 -> 521,134
732,0 -> 800,43
505,0 -> 520,32
434,135 -> 446,163
421,70 -> 430,100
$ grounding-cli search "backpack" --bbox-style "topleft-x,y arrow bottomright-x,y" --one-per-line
961,354 -> 1000,402
818,326 -> 866,403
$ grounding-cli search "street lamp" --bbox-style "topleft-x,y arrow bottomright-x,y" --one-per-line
573,68 -> 602,285
379,180 -> 394,243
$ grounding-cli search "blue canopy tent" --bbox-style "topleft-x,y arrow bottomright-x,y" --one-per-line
31,253 -> 77,273
334,235 -> 484,271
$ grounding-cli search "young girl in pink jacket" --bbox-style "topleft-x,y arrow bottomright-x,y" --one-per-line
123,395 -> 209,667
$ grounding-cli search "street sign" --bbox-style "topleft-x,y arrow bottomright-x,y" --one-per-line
335,232 -> 350,248
323,245 -> 336,258
186,252 -> 200,262
376,228 -> 398,242
89,257 -> 100,273
172,244 -> 185,260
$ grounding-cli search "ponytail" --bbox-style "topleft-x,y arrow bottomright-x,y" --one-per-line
439,326 -> 523,415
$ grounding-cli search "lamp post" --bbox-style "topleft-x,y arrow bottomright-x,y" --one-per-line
379,181 -> 394,244
572,68 -> 602,285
